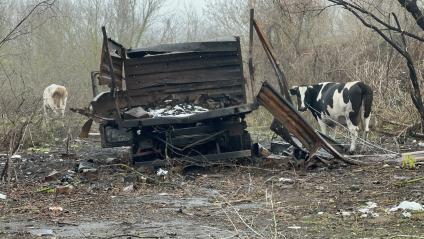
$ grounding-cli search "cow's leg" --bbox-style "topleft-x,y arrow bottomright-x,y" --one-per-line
347,112 -> 360,153
363,113 -> 371,139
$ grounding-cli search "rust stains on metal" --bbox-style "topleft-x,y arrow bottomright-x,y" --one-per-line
124,38 -> 247,107
99,27 -> 124,89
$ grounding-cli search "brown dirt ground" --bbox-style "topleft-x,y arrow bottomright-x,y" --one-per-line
0,138 -> 424,239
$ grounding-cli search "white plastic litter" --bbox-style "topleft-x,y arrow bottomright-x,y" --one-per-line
278,177 -> 294,183
358,202 -> 379,217
11,154 -> 21,159
123,184 -> 134,192
339,210 -> 352,217
0,193 -> 6,200
287,226 -> 301,229
402,211 -> 412,218
157,168 -> 168,176
389,201 -> 424,212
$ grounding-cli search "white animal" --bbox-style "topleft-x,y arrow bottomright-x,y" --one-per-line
43,84 -> 68,118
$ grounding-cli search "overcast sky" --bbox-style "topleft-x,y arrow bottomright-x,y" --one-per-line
163,0 -> 208,15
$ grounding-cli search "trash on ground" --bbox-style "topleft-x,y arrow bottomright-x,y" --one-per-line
402,211 -> 412,218
337,210 -> 352,217
11,154 -> 22,159
45,170 -> 60,181
252,143 -> 271,157
278,177 -> 294,183
358,201 -> 379,218
123,184 -> 134,192
389,201 -> 424,212
29,228 -> 55,237
157,168 -> 168,176
56,185 -> 74,194
77,160 -> 97,173
0,192 -> 6,200
287,226 -> 301,229
48,206 -> 63,212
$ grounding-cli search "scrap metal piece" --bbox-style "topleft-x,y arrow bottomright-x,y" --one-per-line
123,106 -> 149,119
257,82 -> 362,165
79,119 -> 93,138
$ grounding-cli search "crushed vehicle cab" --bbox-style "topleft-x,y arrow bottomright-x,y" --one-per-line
78,27 -> 257,166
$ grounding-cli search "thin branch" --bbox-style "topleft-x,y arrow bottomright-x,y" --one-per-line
328,0 -> 424,42
0,0 -> 56,49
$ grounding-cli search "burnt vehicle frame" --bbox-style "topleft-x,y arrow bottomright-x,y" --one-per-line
84,27 -> 256,166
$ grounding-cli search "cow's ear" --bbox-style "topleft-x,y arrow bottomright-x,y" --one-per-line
289,86 -> 298,95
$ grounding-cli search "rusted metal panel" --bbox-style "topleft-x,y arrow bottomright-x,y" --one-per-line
99,35 -> 124,88
126,67 -> 242,89
257,82 -> 350,163
124,38 -> 246,107
119,103 -> 257,128
127,39 -> 239,57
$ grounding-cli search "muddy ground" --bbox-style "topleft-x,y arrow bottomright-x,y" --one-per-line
1,137 -> 424,239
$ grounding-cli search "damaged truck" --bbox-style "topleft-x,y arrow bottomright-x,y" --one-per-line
74,27 -> 257,166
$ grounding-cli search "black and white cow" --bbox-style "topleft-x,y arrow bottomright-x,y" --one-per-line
289,81 -> 373,153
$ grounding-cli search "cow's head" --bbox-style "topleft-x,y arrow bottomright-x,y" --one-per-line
289,85 -> 311,112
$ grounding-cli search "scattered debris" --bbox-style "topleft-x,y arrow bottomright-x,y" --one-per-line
148,103 -> 208,118
157,168 -> 168,176
389,201 -> 424,212
278,177 -> 294,184
317,211 -> 324,215
252,143 -> 271,157
124,106 -> 149,119
56,185 -> 74,194
45,170 -> 60,181
48,206 -> 63,212
402,211 -> 412,218
287,226 -> 301,229
11,154 -> 22,159
0,192 -> 6,200
29,228 -> 55,237
337,210 -> 352,217
123,184 -> 134,193
104,157 -> 118,164
270,141 -> 291,154
358,202 -> 379,218
77,161 -> 97,173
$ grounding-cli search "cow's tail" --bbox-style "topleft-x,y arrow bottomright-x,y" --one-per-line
360,82 -> 373,133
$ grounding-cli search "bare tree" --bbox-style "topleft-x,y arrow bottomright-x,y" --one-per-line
0,0 -> 56,50
328,0 -> 424,128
